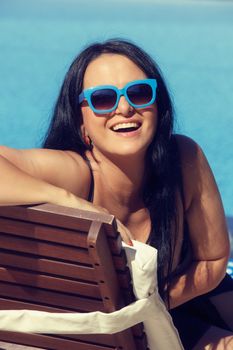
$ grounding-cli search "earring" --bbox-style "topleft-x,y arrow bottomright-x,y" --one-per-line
84,134 -> 92,147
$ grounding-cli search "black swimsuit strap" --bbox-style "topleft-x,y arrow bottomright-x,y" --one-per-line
86,159 -> 95,203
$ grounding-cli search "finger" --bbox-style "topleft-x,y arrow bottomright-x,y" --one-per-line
116,220 -> 133,246
118,221 -> 134,240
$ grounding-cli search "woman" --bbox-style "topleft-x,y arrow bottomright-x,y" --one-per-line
0,39 -> 232,349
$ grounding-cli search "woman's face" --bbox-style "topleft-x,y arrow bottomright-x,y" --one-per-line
80,53 -> 158,158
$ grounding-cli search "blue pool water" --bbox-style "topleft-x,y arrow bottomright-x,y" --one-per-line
0,1 -> 233,272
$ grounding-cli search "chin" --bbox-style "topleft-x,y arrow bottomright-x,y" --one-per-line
107,144 -> 149,159
93,136 -> 153,160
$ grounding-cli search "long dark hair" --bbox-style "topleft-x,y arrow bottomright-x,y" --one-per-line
43,38 -> 181,301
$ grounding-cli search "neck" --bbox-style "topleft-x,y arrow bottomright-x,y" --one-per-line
92,148 -> 146,210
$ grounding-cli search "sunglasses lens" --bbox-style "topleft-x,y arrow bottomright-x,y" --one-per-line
127,83 -> 153,106
91,89 -> 117,111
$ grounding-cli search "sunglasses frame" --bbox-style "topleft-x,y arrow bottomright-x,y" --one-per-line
78,78 -> 157,114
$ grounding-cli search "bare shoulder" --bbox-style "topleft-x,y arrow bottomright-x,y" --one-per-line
0,146 -> 91,198
174,134 -> 200,163
173,135 -> 229,262
174,133 -> 212,177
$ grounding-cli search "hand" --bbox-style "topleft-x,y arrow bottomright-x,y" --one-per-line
53,189 -> 134,246
54,189 -> 109,214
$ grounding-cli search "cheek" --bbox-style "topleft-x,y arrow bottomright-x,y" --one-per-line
147,106 -> 158,134
81,108 -> 94,132
81,106 -> 92,122
147,122 -> 157,145
81,107 -> 105,142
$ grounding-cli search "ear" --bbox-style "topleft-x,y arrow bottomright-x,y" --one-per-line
80,124 -> 87,139
80,124 -> 92,147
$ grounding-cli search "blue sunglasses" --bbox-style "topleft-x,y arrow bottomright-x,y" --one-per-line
78,79 -> 157,114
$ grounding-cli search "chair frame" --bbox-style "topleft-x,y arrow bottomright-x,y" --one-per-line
0,204 -> 148,350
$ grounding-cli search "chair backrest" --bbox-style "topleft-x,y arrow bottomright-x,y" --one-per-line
0,204 -> 148,350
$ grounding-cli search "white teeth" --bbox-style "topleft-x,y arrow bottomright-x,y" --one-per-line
112,122 -> 140,131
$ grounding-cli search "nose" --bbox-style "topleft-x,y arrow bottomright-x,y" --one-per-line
115,96 -> 133,116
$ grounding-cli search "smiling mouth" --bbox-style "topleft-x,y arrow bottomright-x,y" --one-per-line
111,122 -> 141,133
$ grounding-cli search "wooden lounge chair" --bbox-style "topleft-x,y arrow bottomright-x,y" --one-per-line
0,204 -> 148,350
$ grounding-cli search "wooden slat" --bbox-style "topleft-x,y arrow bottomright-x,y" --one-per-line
54,332 -> 148,350
0,298 -> 81,313
0,251 -> 131,290
0,220 -> 123,259
0,333 -> 116,348
0,217 -> 88,247
0,234 -> 91,264
55,333 -> 116,347
0,282 -> 103,312
0,252 -> 95,281
0,341 -> 42,350
0,268 -> 100,298
0,204 -> 117,236
0,332 -> 116,350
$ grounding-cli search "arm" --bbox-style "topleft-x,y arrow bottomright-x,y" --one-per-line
0,145 -> 92,207
0,146 -> 134,244
169,135 -> 230,309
